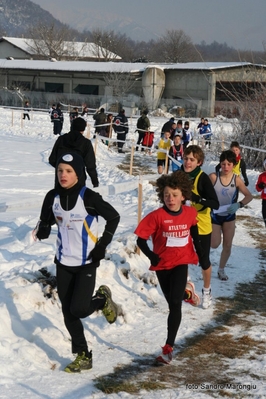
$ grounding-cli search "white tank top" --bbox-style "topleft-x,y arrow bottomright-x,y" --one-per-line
214,173 -> 238,216
53,187 -> 98,266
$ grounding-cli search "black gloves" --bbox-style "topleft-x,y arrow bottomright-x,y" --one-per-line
191,192 -> 201,203
88,243 -> 106,262
148,251 -> 161,266
136,237 -> 161,266
33,221 -> 51,240
258,182 -> 265,189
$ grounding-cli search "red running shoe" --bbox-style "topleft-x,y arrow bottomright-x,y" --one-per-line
184,281 -> 201,307
156,344 -> 173,364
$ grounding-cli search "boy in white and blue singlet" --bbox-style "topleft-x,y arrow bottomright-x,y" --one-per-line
209,150 -> 252,281
33,152 -> 120,373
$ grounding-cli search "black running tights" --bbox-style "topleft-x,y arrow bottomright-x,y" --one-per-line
156,264 -> 188,347
262,199 -> 266,226
56,264 -> 105,355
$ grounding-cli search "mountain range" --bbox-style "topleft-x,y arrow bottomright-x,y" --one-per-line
0,0 -> 68,37
0,0 -> 264,55
0,0 -> 157,42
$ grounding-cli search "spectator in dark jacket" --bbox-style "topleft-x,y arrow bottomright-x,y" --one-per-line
197,117 -> 205,132
49,117 -> 99,187
69,107 -> 79,127
93,108 -> 106,135
136,110 -> 150,151
113,109 -> 129,153
161,117 -> 176,139
51,103 -> 64,135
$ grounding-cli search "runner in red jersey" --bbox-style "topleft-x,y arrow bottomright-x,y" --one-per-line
135,171 -> 206,364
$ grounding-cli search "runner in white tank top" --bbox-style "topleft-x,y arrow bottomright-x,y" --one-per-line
209,150 -> 252,281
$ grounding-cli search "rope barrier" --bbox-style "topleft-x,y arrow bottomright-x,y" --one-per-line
2,117 -> 265,213
0,180 -> 142,213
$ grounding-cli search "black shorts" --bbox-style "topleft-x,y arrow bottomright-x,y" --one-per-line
157,159 -> 166,167
199,233 -> 211,270
211,213 -> 236,225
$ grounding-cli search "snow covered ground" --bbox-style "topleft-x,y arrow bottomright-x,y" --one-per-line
0,108 -> 265,398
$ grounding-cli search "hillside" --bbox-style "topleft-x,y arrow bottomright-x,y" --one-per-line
0,0 -> 72,37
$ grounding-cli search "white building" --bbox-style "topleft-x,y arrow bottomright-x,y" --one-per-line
0,37 -> 121,62
0,56 -> 265,116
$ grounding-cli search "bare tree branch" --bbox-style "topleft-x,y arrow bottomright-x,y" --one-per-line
103,71 -> 137,97
148,29 -> 198,63
217,66 -> 266,169
25,22 -> 87,60
89,29 -> 127,61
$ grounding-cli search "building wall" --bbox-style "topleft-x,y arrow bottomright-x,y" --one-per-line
164,70 -> 210,100
163,69 -> 212,115
163,66 -> 266,116
0,42 -> 29,59
1,63 -> 266,116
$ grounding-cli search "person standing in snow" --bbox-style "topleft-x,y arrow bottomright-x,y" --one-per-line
136,109 -> 150,151
113,108 -> 129,153
182,145 -> 219,309
51,103 -> 64,135
181,121 -> 193,149
81,105 -> 89,122
33,152 -> 120,373
93,107 -> 106,136
255,158 -> 266,227
48,117 -> 99,188
69,107 -> 79,127
197,117 -> 205,132
102,113 -> 113,144
199,118 -> 212,148
134,171 -> 205,364
209,150 -> 253,281
23,101 -> 30,120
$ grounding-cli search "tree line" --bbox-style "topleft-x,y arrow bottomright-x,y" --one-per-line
25,22 -> 266,64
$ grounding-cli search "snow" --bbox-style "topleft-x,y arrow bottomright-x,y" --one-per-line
1,37 -> 121,60
0,59 -> 254,74
0,108 -> 265,398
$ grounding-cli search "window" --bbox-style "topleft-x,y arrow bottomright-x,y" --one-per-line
45,83 -> 63,93
74,84 -> 98,95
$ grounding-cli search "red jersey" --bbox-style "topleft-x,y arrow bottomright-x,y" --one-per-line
256,171 -> 266,200
134,206 -> 199,271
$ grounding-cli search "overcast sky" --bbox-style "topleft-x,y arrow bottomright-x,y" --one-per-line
32,0 -> 266,51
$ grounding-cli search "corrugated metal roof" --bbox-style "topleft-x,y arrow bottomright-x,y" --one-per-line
0,59 -> 258,73
163,62 -> 254,70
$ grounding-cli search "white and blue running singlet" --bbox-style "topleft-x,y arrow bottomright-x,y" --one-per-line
53,187 -> 98,266
214,172 -> 238,216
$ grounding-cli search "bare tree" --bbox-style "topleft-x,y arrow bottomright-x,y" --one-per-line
148,29 -> 198,63
26,22 -> 85,60
3,86 -> 25,106
217,68 -> 266,169
103,71 -> 138,97
88,29 -> 130,61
